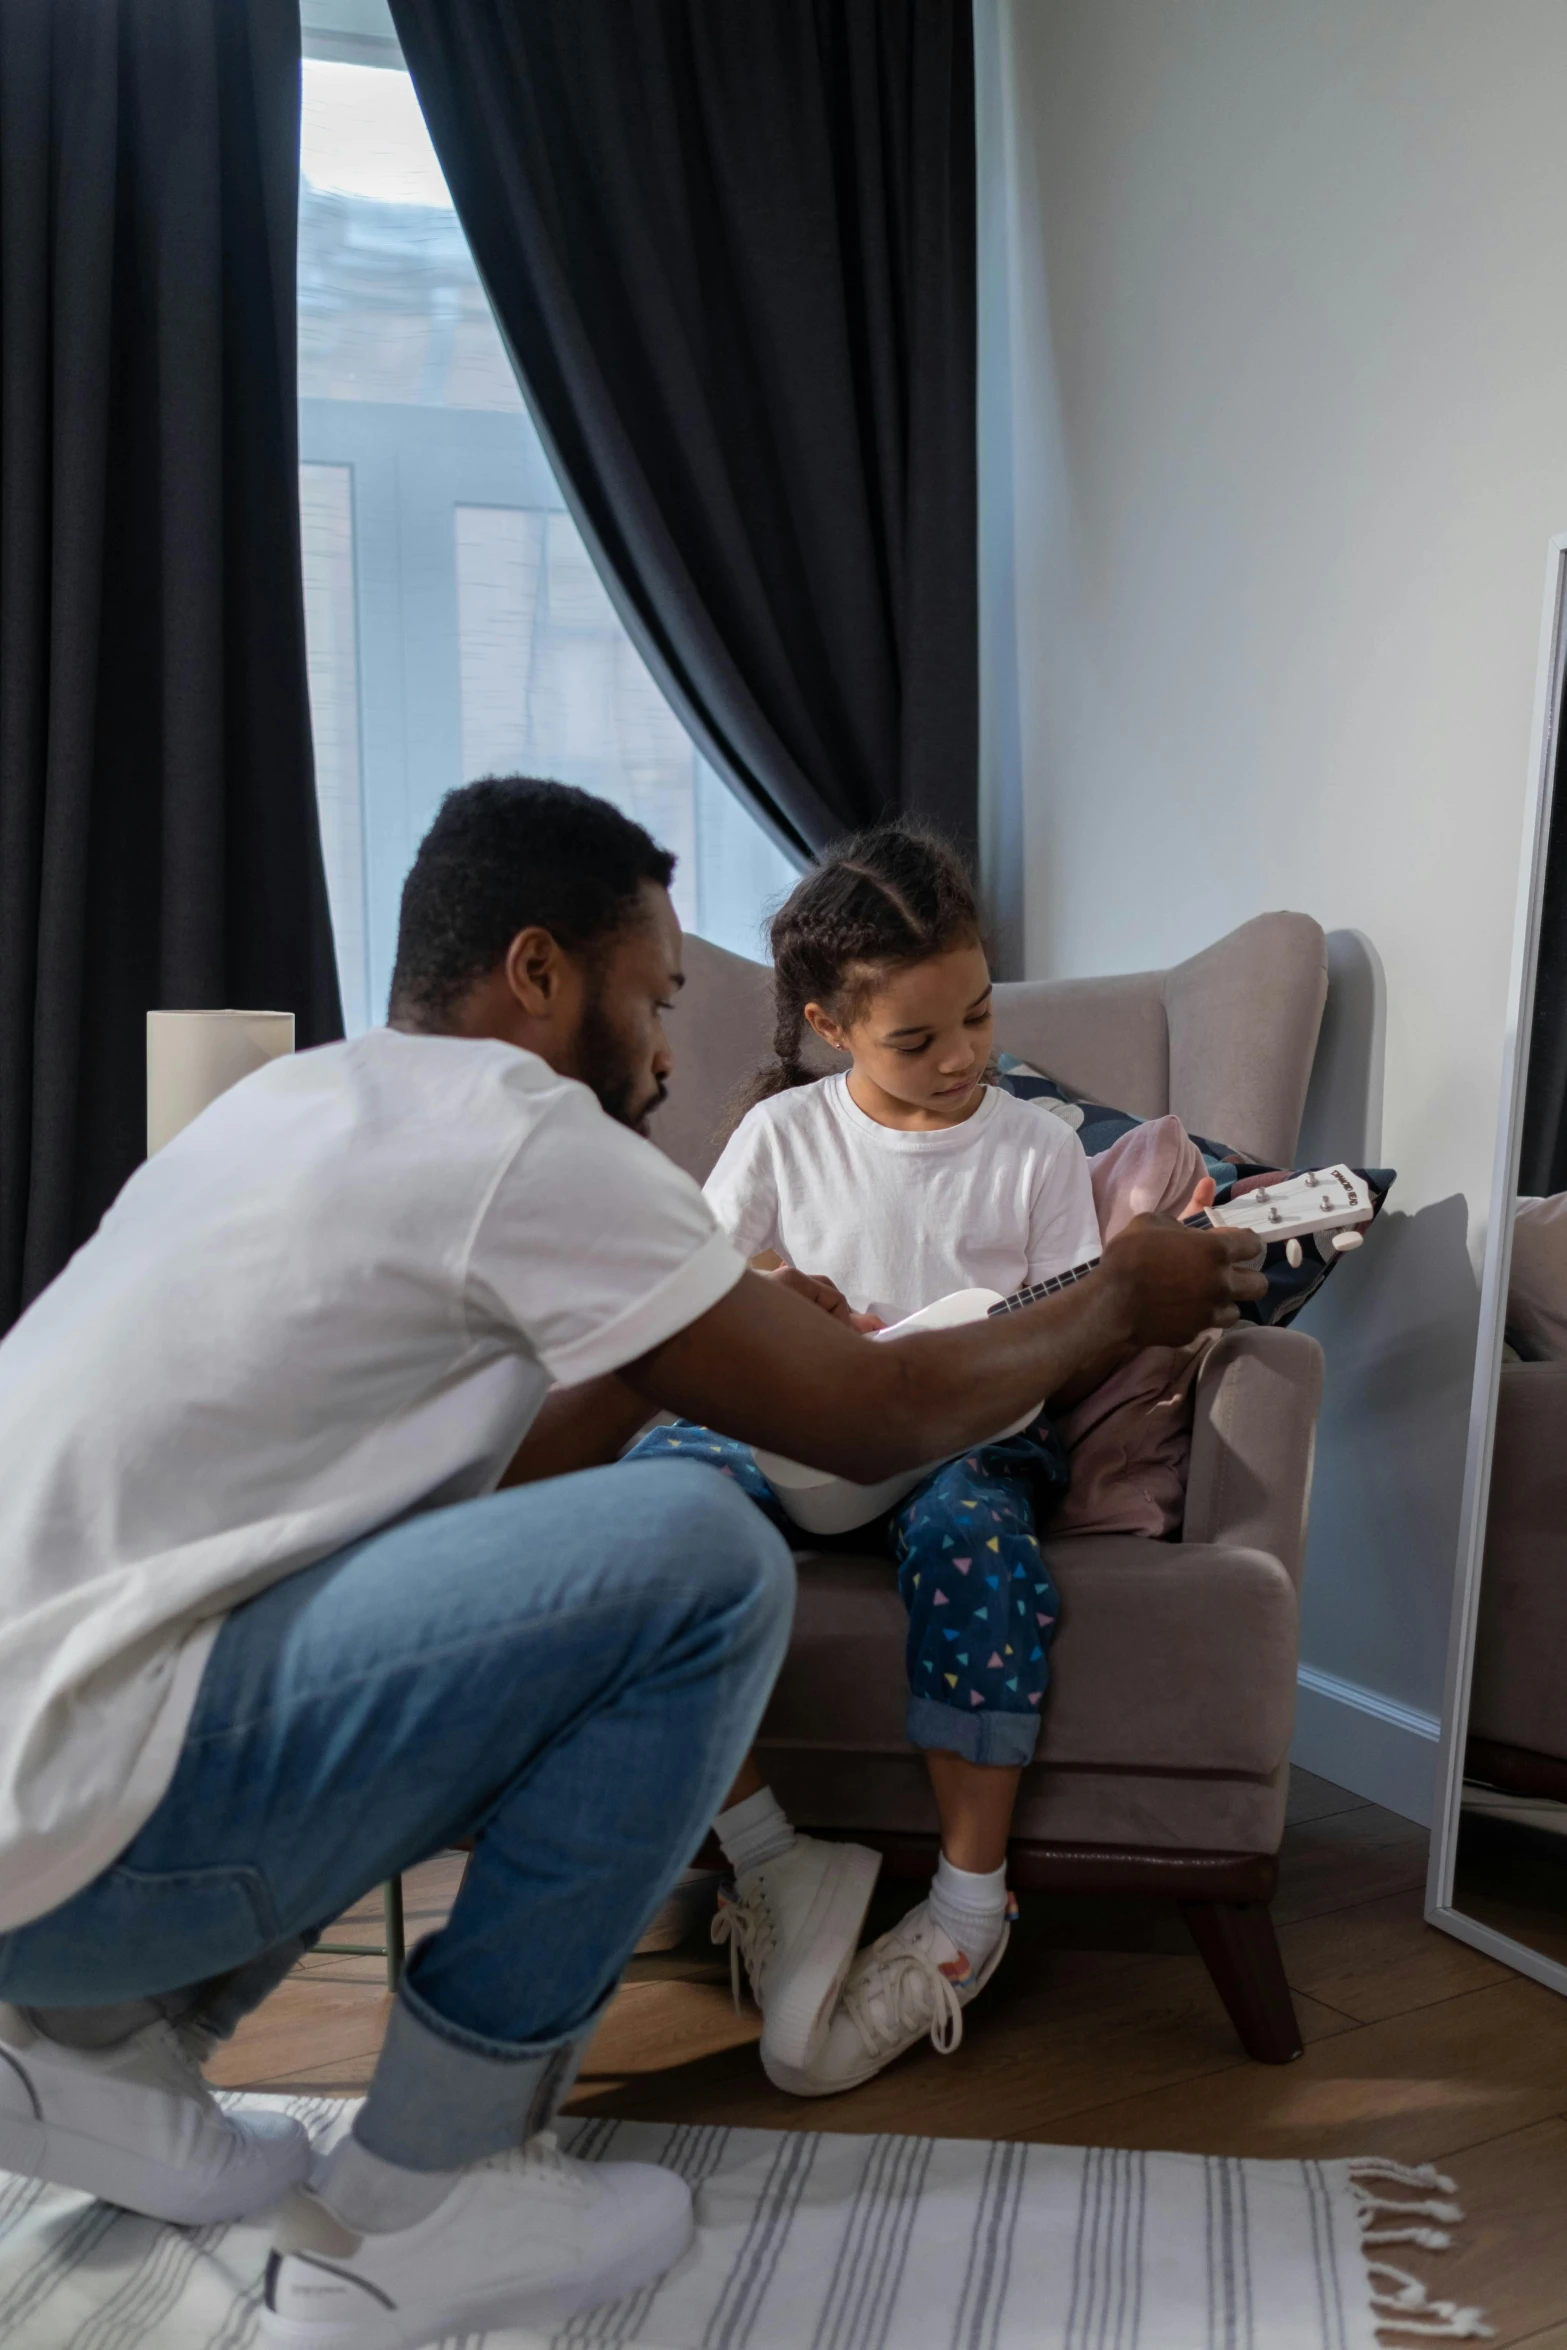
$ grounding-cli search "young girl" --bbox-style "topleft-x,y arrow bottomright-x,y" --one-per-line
630,825 -> 1105,2095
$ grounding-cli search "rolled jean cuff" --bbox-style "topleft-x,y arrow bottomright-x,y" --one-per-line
353,1959 -> 610,2171
906,1695 -> 1040,1768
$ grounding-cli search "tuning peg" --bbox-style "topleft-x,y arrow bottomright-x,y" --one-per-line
1286,1239 -> 1303,1268
1331,1229 -> 1363,1252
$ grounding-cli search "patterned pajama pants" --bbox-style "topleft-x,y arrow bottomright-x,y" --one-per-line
624,1420 -> 1070,1767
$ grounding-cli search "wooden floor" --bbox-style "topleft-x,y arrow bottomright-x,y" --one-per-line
211,1769 -> 1567,2346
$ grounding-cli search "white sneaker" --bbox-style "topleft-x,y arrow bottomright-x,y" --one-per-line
767,1895 -> 1013,2097
710,1835 -> 881,2082
260,2132 -> 693,2349
0,2001 -> 309,2223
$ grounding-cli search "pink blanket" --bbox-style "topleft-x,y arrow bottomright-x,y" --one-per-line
1051,1116 -> 1216,1540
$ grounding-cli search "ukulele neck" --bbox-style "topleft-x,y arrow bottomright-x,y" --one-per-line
985,1210 -> 1214,1318
986,1261 -> 1099,1315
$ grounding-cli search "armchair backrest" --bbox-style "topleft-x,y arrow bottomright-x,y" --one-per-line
993,913 -> 1328,1170
652,911 -> 1328,1184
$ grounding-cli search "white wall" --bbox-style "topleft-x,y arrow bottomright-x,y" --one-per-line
981,0 -> 1567,1817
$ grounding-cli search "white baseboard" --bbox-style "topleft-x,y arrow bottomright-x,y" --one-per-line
1290,1664 -> 1441,1827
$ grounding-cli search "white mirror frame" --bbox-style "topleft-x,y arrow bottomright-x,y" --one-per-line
1426,531 -> 1567,1990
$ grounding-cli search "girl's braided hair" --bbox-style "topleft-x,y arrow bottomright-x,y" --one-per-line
725,822 -> 984,1136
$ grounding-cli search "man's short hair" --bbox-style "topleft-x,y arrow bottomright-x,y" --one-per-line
388,777 -> 677,1025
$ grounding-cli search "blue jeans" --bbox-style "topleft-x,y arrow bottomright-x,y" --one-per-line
625,1420 -> 1068,1767
0,1461 -> 793,2168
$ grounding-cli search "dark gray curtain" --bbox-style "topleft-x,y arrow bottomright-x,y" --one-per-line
388,0 -> 978,860
0,0 -> 342,1330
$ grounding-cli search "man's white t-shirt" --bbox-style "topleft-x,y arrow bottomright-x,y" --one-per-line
703,1075 -> 1101,1327
0,1030 -> 745,1934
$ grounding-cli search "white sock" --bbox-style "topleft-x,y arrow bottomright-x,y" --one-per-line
315,2131 -> 460,2235
714,1785 -> 796,1879
927,1853 -> 1009,1966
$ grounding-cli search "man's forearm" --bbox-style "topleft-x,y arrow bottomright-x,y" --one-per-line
623,1275 -> 1130,1478
622,1224 -> 1264,1481
862,1278 -> 1138,1469
500,1373 -> 652,1485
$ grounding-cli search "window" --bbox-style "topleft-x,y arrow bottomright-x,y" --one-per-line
297,48 -> 799,1030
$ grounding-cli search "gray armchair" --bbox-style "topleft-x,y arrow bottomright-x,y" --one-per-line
653,912 -> 1329,2062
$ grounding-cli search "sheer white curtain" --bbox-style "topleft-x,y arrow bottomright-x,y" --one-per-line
296,41 -> 798,1029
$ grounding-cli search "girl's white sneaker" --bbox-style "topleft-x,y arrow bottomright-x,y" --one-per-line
260,2133 -> 692,2350
764,1896 -> 1011,2097
0,2000 -> 309,2223
710,1834 -> 881,2079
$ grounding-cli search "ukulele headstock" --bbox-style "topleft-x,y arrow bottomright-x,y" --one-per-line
1203,1164 -> 1374,1260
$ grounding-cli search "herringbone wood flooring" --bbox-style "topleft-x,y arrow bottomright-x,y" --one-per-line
211,1770 -> 1567,2345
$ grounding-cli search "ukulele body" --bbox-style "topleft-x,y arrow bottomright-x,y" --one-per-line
751,1288 -> 1040,1537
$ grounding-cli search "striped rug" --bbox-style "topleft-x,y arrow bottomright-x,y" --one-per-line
0,2096 -> 1488,2348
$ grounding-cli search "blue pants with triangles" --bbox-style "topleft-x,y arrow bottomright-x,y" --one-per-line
624,1420 -> 1069,1768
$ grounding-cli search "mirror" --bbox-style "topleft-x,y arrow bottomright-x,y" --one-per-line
1430,533 -> 1567,1990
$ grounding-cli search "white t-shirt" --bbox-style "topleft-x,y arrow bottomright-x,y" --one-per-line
0,1030 -> 744,1933
703,1075 -> 1102,1327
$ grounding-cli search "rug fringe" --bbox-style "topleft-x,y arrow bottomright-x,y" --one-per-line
1349,2160 -> 1459,2193
1355,2181 -> 1462,2248
1368,2261 -> 1495,2340
1349,2163 -> 1492,2342
1354,2188 -> 1464,2224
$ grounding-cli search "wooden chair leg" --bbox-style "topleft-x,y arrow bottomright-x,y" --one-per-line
383,1876 -> 406,1992
1180,1899 -> 1303,2064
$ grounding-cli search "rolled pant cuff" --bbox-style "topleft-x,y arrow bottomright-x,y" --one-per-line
353,1961 -> 609,2171
906,1695 -> 1040,1768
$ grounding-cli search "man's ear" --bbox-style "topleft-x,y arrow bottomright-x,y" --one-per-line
503,925 -> 571,1017
802,1000 -> 849,1052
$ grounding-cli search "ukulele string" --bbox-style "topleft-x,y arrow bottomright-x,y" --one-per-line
983,1204 -> 1262,1318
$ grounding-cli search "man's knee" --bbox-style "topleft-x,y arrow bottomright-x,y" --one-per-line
613,1458 -> 794,1657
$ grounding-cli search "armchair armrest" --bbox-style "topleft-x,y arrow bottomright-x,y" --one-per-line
1181,1325 -> 1324,1587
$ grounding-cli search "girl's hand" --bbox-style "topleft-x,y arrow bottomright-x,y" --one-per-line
760,1264 -> 885,1332
1180,1174 -> 1217,1223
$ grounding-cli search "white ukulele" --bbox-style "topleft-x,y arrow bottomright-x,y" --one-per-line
753,1165 -> 1374,1537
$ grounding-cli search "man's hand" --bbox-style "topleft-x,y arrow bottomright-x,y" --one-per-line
761,1263 -> 885,1332
1098,1214 -> 1268,1350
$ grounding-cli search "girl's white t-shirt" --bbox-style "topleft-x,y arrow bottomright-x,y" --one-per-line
703,1074 -> 1102,1327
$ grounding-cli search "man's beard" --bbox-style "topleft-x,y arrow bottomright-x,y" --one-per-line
574,985 -> 667,1133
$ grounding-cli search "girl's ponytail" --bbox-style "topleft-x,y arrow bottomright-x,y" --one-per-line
719,822 -> 981,1141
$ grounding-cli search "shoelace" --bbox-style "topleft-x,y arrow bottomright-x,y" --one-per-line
479,2131 -> 589,2193
521,2129 -> 573,2180
152,2022 -> 222,2109
841,1934 -> 968,2059
711,1880 -> 776,2013
176,2011 -> 223,2065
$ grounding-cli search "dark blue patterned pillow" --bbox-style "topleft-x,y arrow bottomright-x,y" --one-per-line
995,1054 -> 1247,1182
994,1054 -> 1393,1328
